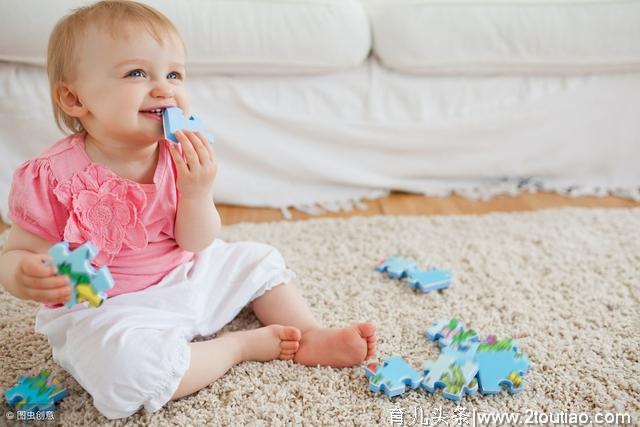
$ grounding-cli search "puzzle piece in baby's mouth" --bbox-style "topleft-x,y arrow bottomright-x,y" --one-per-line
163,107 -> 214,143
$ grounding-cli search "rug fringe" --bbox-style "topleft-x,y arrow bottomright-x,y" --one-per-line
419,178 -> 640,202
277,179 -> 640,219
280,190 -> 389,220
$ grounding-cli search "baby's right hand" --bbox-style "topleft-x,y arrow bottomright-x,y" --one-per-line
16,254 -> 71,304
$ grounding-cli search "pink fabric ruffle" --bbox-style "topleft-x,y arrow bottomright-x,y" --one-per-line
54,164 -> 148,264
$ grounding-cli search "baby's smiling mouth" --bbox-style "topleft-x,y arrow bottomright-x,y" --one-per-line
140,108 -> 164,117
140,108 -> 167,123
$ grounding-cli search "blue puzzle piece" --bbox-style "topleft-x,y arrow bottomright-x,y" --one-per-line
407,268 -> 452,292
375,256 -> 418,279
441,342 -> 480,366
48,242 -> 114,308
364,356 -> 423,397
474,342 -> 531,395
425,319 -> 478,349
421,353 -> 478,401
482,335 -> 522,353
424,321 -> 531,397
4,370 -> 67,412
163,107 -> 214,143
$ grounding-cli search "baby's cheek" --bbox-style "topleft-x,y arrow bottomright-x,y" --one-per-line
176,94 -> 190,115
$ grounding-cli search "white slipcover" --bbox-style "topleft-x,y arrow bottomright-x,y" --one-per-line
1,60 -> 639,222
0,0 -> 371,75
368,0 -> 640,75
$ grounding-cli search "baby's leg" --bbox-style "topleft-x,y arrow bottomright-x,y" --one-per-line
251,282 -> 376,367
171,325 -> 301,399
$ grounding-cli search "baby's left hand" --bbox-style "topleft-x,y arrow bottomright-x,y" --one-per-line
169,130 -> 217,200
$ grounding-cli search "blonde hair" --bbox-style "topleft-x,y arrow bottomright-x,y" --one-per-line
47,0 -> 181,134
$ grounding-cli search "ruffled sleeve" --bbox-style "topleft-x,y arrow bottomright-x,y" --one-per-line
8,159 -> 69,242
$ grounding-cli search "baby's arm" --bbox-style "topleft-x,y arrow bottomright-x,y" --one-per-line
0,225 -> 70,304
169,130 -> 221,252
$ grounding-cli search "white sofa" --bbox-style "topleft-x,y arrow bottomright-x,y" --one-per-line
1,0 -> 639,221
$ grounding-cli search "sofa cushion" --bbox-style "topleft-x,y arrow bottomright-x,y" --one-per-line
0,0 -> 371,75
366,0 -> 640,75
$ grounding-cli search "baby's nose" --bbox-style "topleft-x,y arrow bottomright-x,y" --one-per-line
151,81 -> 173,98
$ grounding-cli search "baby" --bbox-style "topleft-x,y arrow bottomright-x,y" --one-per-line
0,0 -> 375,420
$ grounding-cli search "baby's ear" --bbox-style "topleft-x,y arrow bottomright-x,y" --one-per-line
55,82 -> 87,118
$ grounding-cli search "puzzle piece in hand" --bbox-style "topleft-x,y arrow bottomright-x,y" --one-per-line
49,242 -> 114,308
4,370 -> 67,412
474,338 -> 531,395
364,356 -> 422,397
421,353 -> 478,401
407,267 -> 452,292
425,319 -> 478,349
375,256 -> 418,279
163,107 -> 214,143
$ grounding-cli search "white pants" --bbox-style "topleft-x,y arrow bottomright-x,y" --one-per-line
35,240 -> 293,419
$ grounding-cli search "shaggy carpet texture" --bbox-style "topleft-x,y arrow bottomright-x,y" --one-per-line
0,208 -> 638,426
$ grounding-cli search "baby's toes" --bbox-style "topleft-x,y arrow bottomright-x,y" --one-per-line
279,326 -> 302,342
364,330 -> 376,359
279,349 -> 297,360
366,341 -> 376,359
356,322 -> 376,339
281,340 -> 300,352
279,339 -> 299,360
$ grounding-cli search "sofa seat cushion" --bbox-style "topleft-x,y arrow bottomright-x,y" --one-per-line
366,0 -> 640,75
0,0 -> 371,75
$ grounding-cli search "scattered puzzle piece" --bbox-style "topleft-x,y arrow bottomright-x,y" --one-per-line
49,242 -> 114,308
375,256 -> 418,279
407,268 -> 452,293
425,319 -> 478,349
430,325 -> 530,395
376,256 -> 452,293
4,370 -> 67,412
163,107 -> 214,143
481,335 -> 521,353
427,320 -> 530,396
474,339 -> 530,395
364,356 -> 422,397
421,353 -> 479,401
365,319 -> 531,401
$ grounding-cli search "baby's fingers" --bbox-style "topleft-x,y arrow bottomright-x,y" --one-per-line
176,130 -> 199,169
24,285 -> 71,304
169,143 -> 188,175
189,131 -> 210,163
21,254 -> 56,277
22,274 -> 70,290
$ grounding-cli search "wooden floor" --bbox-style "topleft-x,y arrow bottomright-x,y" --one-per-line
215,192 -> 639,225
0,192 -> 638,232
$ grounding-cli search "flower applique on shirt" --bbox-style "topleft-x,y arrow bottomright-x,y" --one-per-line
53,164 -> 149,264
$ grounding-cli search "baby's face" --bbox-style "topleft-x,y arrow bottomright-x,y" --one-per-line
72,24 -> 188,144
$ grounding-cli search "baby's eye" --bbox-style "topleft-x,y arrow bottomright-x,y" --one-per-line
167,71 -> 183,80
126,69 -> 146,78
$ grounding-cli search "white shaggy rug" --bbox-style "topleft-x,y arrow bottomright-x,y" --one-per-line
0,208 -> 638,426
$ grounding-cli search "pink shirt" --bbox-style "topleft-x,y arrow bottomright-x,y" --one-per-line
8,133 -> 194,297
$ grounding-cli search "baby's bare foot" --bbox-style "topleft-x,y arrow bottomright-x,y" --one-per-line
294,322 -> 376,367
222,325 -> 301,362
